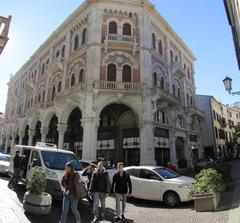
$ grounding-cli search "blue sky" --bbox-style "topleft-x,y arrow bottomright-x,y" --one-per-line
0,0 -> 239,113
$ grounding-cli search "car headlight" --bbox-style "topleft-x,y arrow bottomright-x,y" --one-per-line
46,169 -> 58,179
178,184 -> 192,189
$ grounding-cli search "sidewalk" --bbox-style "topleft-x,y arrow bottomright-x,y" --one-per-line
0,177 -> 30,223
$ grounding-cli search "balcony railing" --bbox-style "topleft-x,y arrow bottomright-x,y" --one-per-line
107,34 -> 135,43
94,81 -> 144,91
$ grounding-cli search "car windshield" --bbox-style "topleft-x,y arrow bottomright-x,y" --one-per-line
41,151 -> 83,171
0,154 -> 10,162
153,167 -> 180,179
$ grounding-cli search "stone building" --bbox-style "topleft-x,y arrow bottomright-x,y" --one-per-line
0,15 -> 11,55
196,95 -> 240,159
1,0 -> 203,166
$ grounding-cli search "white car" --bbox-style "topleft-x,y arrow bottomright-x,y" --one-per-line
124,166 -> 196,207
0,153 -> 10,175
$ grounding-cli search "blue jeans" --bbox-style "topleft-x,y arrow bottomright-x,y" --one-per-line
8,167 -> 20,187
60,193 -> 81,223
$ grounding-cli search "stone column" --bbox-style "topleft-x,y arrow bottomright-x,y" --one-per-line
4,134 -> 10,153
41,127 -> 49,143
169,134 -> 177,165
28,129 -> 35,146
139,121 -> 156,165
81,117 -> 99,160
10,132 -> 17,153
57,123 -> 68,150
18,131 -> 25,145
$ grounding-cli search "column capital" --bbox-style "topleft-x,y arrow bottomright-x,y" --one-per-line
57,123 -> 68,134
41,127 -> 49,135
81,117 -> 100,127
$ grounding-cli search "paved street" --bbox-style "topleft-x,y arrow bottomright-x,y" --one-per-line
2,161 -> 240,223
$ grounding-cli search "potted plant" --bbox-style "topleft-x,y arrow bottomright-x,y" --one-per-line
23,166 -> 52,215
189,168 -> 222,212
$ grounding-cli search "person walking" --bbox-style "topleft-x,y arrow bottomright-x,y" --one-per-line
82,164 -> 96,210
59,162 -> 81,223
89,161 -> 111,223
8,151 -> 21,189
111,162 -> 132,222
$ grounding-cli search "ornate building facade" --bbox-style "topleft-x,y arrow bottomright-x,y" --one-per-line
1,0 -> 203,166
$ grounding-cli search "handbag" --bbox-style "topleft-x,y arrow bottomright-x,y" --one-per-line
75,173 -> 88,200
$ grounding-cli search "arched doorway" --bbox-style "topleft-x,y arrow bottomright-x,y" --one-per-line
15,135 -> 19,145
22,125 -> 29,145
175,137 -> 185,163
46,115 -> 58,145
98,103 -> 139,166
64,107 -> 83,158
33,121 -> 41,145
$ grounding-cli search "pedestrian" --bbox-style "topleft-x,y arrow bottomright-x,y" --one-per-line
89,161 -> 111,223
8,151 -> 21,189
111,162 -> 132,222
82,164 -> 96,210
59,162 -> 81,223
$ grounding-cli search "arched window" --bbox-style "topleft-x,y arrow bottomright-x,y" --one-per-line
82,28 -> 87,45
38,94 -> 41,102
71,73 -> 76,86
107,64 -> 116,81
62,45 -> 65,58
172,84 -> 175,96
56,50 -> 60,58
123,23 -> 131,36
190,95 -> 193,106
74,34 -> 79,51
42,91 -> 45,103
158,40 -> 163,55
109,21 -> 117,34
170,50 -> 173,62
153,72 -> 157,87
186,94 -> 189,106
177,88 -> 181,100
51,84 -> 56,101
58,81 -> 62,93
156,110 -> 165,123
175,55 -> 178,62
160,77 -> 164,89
187,68 -> 191,79
122,65 -> 131,82
176,116 -> 184,128
152,33 -> 156,49
79,69 -> 84,82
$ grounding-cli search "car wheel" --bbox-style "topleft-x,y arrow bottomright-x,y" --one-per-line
163,191 -> 180,207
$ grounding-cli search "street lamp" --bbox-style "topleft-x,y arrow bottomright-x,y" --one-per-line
223,75 -> 240,95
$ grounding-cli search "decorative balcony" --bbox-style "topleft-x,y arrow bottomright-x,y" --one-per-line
184,106 -> 204,119
0,15 -> 11,55
104,34 -> 137,55
94,81 -> 144,92
154,87 -> 180,108
48,57 -> 64,74
171,61 -> 186,78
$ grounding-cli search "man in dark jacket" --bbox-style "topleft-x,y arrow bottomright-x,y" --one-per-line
111,162 -> 132,221
8,151 -> 21,189
82,164 -> 96,210
89,161 -> 111,223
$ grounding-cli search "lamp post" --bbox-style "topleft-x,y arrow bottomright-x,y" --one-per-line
223,76 -> 240,95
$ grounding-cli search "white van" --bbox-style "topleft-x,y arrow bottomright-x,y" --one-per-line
9,142 -> 83,199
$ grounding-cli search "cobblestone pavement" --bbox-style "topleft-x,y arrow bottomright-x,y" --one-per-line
2,160 -> 240,223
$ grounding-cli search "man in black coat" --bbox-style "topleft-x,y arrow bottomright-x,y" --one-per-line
8,151 -> 21,189
111,162 -> 132,221
89,161 -> 111,223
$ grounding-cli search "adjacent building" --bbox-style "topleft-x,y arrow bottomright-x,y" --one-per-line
196,95 -> 240,159
0,15 -> 11,55
1,0 -> 204,166
224,0 -> 240,69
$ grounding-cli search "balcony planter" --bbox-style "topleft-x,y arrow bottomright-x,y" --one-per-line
189,168 -> 223,212
23,166 -> 52,215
